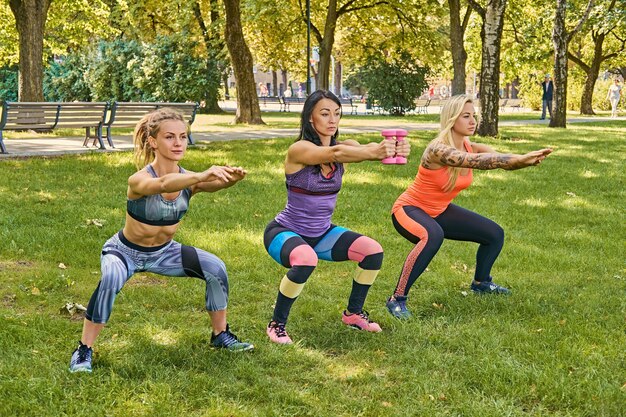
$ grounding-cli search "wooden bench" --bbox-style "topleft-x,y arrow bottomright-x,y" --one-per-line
105,102 -> 199,146
339,98 -> 358,115
258,96 -> 286,112
0,101 -> 109,153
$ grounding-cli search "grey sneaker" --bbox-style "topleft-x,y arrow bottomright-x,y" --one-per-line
470,279 -> 511,295
211,325 -> 254,352
386,295 -> 412,320
69,341 -> 93,373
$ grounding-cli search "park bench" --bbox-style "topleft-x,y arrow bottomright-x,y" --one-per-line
0,101 -> 109,154
413,99 -> 431,114
282,97 -> 305,112
105,102 -> 199,146
258,96 -> 286,112
505,98 -> 522,111
339,98 -> 358,115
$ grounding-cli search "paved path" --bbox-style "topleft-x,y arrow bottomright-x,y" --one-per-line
0,116 -> 619,159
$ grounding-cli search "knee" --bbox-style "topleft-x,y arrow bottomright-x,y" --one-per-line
425,225 -> 445,249
99,257 -> 127,292
491,224 -> 505,245
349,236 -> 383,265
289,244 -> 318,267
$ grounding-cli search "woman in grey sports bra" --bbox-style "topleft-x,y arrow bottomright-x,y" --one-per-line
69,108 -> 253,373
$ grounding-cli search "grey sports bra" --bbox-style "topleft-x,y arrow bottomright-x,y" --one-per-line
126,165 -> 192,226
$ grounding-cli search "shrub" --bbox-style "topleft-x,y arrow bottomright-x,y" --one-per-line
345,51 -> 429,116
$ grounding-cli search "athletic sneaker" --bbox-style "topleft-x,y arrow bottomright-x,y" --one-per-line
211,325 -> 254,352
266,321 -> 293,344
69,341 -> 93,373
342,311 -> 382,332
386,295 -> 412,320
470,279 -> 511,295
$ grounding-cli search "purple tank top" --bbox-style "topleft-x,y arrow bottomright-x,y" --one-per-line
275,163 -> 344,237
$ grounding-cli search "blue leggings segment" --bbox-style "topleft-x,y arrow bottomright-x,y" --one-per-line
86,232 -> 229,324
264,220 -> 383,323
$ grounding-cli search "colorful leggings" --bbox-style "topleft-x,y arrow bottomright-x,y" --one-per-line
264,220 -> 384,324
86,231 -> 229,324
392,204 -> 504,297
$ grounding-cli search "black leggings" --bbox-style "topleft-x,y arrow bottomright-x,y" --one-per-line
391,204 -> 504,297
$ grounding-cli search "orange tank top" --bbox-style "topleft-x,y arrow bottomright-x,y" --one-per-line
392,139 -> 473,217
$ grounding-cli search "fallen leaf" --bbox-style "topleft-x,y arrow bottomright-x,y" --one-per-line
432,302 -> 444,310
86,219 -> 105,227
31,287 -> 41,295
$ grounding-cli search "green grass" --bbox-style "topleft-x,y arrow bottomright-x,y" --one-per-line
1,121 -> 625,416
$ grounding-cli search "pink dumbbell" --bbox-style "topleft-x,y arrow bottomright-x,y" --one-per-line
381,129 -> 408,165
381,129 -> 397,164
394,129 -> 408,165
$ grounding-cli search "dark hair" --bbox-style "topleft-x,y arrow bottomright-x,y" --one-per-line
297,89 -> 342,146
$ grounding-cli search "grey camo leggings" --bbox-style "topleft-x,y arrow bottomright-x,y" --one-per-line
86,231 -> 229,324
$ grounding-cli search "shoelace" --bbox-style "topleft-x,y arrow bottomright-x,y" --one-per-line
220,331 -> 240,347
77,345 -> 91,362
356,311 -> 372,323
271,322 -> 288,337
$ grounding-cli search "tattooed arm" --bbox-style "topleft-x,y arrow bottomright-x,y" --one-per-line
423,143 -> 552,171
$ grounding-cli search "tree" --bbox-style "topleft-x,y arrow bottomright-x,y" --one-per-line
468,0 -> 508,137
345,50 -> 428,115
223,0 -> 263,124
192,0 -> 229,113
550,0 -> 594,128
242,0 -> 305,94
301,0 -> 395,91
8,0 -> 52,101
567,0 -> 626,114
448,0 -> 472,95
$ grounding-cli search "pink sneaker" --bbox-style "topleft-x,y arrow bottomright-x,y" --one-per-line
266,321 -> 293,344
341,311 -> 382,333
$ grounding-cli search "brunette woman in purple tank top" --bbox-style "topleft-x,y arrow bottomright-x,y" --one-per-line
263,90 -> 411,344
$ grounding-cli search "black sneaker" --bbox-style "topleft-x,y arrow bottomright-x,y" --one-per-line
211,325 -> 254,352
69,341 -> 93,373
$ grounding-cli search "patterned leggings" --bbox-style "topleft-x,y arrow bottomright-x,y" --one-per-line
264,220 -> 384,324
391,204 -> 504,297
86,231 -> 229,324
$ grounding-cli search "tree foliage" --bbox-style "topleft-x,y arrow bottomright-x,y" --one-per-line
346,50 -> 428,116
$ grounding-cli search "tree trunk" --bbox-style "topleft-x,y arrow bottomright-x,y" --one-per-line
477,0 -> 507,137
192,0 -> 224,114
272,70 -> 278,96
511,78 -> 519,98
551,0 -> 569,128
9,0 -> 51,102
281,70 -> 288,95
223,0 -> 263,124
578,32 -> 605,115
316,0 -> 338,91
334,61 -> 342,95
223,73 -> 230,99
449,0 -> 469,96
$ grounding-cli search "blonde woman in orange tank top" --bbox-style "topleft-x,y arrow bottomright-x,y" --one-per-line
386,95 -> 552,319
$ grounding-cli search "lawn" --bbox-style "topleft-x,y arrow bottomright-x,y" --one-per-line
0,120 -> 624,416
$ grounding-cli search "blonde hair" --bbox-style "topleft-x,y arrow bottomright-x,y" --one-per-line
430,94 -> 479,192
133,108 -> 186,169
